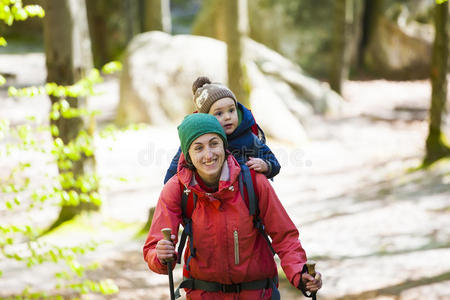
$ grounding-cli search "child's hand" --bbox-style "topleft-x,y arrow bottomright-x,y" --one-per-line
246,157 -> 268,173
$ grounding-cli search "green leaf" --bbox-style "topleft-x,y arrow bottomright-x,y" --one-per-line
101,61 -> 122,74
68,190 -> 80,205
53,137 -> 64,148
89,192 -> 101,206
50,124 -> 59,136
0,74 -> 5,86
8,86 -> 18,96
99,279 -> 119,294
24,5 -> 45,18
6,201 -> 13,210
436,0 -> 448,4
13,8 -> 28,20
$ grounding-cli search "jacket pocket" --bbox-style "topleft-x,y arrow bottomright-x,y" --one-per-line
234,229 -> 239,265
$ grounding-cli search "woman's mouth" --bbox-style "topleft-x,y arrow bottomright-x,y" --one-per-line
204,159 -> 217,166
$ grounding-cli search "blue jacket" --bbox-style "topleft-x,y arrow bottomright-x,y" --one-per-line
163,103 -> 281,183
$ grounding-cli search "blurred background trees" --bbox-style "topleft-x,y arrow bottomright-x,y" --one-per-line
42,0 -> 98,230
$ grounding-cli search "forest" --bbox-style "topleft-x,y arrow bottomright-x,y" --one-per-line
0,0 -> 449,299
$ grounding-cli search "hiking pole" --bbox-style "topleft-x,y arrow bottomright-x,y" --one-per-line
161,228 -> 175,300
306,260 -> 320,300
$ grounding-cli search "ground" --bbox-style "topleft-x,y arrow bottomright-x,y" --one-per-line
0,53 -> 450,300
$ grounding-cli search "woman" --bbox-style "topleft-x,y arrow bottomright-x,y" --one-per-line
143,113 -> 321,299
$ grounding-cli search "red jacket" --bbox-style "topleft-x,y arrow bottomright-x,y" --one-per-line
143,154 -> 307,299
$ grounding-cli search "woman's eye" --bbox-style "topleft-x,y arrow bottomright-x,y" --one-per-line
215,112 -> 222,117
194,146 -> 202,151
229,108 -> 235,113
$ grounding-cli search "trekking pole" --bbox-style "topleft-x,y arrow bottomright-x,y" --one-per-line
306,260 -> 320,300
161,228 -> 175,300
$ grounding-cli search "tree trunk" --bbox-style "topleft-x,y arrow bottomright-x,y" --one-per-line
86,0 -> 109,68
124,0 -> 141,43
224,0 -> 250,107
359,0 -> 384,69
424,1 -> 449,165
143,0 -> 171,33
86,0 -> 134,68
43,0 -> 98,230
329,0 -> 347,94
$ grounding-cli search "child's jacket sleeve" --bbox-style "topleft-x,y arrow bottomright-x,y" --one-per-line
163,147 -> 181,184
254,136 -> 281,179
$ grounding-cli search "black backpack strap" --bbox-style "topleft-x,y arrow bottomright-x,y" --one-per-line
176,187 -> 197,264
240,165 -> 276,256
241,164 -> 256,216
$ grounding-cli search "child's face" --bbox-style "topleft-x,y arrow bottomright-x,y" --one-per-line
208,97 -> 238,135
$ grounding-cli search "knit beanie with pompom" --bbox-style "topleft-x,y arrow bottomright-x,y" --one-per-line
192,76 -> 237,113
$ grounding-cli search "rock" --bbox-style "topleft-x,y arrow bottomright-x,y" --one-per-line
364,17 -> 432,80
117,31 -> 343,143
117,31 -> 227,126
244,38 -> 342,116
246,61 -> 308,145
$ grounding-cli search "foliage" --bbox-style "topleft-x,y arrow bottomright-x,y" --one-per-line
0,0 -> 45,86
436,0 -> 448,4
0,3 -> 123,291
0,0 -> 45,26
0,61 -> 124,298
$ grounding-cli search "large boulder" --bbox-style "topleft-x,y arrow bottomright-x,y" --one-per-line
363,16 -> 432,80
117,31 -> 343,144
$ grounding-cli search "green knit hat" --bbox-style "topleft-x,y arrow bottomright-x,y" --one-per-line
177,113 -> 228,158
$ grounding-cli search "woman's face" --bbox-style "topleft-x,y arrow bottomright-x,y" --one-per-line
208,98 -> 238,135
188,133 -> 225,185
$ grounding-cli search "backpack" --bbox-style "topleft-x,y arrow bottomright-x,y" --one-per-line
250,113 -> 266,144
176,165 -> 275,274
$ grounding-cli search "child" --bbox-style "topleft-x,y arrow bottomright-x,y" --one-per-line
164,76 -> 280,183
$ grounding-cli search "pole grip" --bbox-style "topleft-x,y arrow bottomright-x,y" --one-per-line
306,260 -> 316,277
161,228 -> 172,241
161,228 -> 174,263
306,260 -> 318,300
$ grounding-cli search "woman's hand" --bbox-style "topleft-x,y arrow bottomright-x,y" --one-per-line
155,234 -> 176,263
246,157 -> 268,173
301,272 -> 322,293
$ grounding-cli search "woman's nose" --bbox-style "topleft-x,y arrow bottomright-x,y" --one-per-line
204,147 -> 213,159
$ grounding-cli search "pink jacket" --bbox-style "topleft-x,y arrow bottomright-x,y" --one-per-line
143,154 -> 307,299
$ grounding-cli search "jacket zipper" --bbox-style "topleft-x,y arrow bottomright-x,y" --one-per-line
233,229 -> 239,265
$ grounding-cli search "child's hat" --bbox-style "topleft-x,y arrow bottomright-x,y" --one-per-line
177,113 -> 228,158
192,76 -> 237,113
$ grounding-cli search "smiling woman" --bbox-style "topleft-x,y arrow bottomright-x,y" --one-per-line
143,113 -> 322,300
